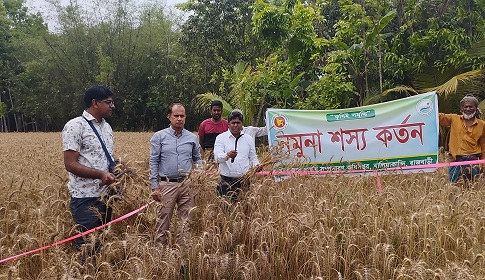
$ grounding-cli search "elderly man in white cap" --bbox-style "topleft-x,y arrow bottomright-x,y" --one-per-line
439,95 -> 485,183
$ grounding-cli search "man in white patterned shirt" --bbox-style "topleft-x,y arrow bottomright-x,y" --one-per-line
61,85 -> 116,257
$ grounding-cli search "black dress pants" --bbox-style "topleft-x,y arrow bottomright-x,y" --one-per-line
217,175 -> 248,200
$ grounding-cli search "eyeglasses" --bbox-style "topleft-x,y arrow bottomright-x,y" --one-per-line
100,100 -> 115,106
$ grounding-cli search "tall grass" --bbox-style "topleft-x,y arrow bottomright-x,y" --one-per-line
0,132 -> 484,279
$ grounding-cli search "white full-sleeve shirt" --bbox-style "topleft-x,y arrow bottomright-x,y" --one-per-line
242,125 -> 268,140
214,130 -> 259,178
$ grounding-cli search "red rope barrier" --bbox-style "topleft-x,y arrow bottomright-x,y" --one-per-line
0,200 -> 155,264
2,159 -> 482,264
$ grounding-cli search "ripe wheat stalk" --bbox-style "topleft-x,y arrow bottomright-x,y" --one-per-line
0,132 -> 484,279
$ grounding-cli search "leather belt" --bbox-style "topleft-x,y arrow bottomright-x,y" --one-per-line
221,175 -> 240,181
160,176 -> 186,183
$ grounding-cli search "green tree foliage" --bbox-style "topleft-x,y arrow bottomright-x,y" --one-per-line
240,0 -> 485,111
248,0 -> 355,110
179,0 -> 264,97
0,0 -> 48,131
6,0 -> 197,131
0,2 -> 11,119
385,0 -> 485,111
2,0 -> 485,131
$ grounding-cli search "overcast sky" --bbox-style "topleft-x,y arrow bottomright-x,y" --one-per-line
25,0 -> 187,30
25,0 -> 186,11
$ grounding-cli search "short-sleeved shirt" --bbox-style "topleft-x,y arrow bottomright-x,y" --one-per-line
198,118 -> 228,148
62,110 -> 114,198
439,113 -> 485,160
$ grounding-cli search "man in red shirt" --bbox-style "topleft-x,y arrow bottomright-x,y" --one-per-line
198,100 -> 228,161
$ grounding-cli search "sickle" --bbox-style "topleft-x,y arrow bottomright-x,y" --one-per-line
231,134 -> 244,163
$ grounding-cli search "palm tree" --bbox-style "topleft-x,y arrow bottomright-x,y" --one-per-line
193,92 -> 233,119
193,62 -> 264,126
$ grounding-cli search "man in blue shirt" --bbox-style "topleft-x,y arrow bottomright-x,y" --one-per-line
149,103 -> 202,271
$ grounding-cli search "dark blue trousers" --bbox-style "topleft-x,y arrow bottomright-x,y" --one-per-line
70,197 -> 112,250
448,154 -> 481,183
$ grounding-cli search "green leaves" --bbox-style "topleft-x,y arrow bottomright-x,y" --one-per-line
365,10 -> 396,48
0,102 -> 6,117
2,0 -> 485,131
252,0 -> 291,50
194,93 -> 233,119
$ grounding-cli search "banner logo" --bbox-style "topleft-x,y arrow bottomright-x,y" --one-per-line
416,99 -> 433,115
272,114 -> 288,130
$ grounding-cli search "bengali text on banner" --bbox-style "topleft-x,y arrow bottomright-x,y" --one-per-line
265,91 -> 439,174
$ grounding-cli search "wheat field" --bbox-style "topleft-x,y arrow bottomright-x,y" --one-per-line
1,132 -> 485,279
